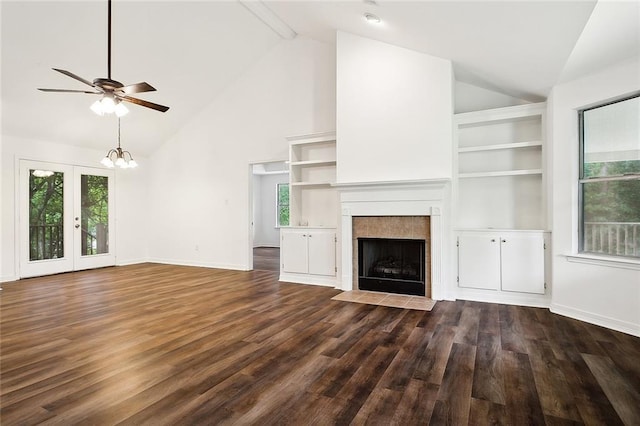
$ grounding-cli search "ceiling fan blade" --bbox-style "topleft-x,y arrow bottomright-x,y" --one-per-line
119,95 -> 169,112
52,68 -> 95,88
119,82 -> 156,94
38,88 -> 101,94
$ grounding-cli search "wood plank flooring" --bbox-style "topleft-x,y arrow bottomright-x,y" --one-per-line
252,247 -> 280,272
1,263 -> 639,425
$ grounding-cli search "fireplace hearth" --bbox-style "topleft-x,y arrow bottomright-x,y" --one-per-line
358,237 -> 426,296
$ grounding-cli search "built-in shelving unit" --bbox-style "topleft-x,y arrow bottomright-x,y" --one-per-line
287,131 -> 337,227
454,102 -> 547,230
453,103 -> 550,306
280,131 -> 338,287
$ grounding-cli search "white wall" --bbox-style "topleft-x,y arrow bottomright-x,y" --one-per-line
454,81 -> 530,114
0,135 -> 149,282
146,36 -> 336,270
336,32 -> 453,183
253,173 -> 288,248
549,58 -> 640,337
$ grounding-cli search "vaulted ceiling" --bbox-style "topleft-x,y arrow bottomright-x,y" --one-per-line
2,1 -> 638,156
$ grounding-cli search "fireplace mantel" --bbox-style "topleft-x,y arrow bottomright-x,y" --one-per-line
336,179 -> 451,300
333,178 -> 450,190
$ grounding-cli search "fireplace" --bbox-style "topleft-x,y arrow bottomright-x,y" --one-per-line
358,238 -> 426,296
336,179 -> 450,300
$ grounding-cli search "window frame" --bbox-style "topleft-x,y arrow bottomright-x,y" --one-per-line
578,93 -> 640,259
276,182 -> 290,228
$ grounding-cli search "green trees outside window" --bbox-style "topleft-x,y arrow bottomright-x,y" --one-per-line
277,183 -> 290,227
29,170 -> 64,260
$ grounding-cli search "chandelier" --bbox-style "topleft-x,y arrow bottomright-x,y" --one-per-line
100,118 -> 138,168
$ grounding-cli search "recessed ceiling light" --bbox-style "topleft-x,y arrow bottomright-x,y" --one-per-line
363,13 -> 381,24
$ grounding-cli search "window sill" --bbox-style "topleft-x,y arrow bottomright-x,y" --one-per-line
565,253 -> 640,271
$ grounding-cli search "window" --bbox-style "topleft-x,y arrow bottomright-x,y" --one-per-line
579,94 -> 640,258
276,183 -> 289,227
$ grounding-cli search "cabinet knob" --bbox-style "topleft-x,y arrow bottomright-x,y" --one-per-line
502,239 -> 507,243
491,239 -> 496,242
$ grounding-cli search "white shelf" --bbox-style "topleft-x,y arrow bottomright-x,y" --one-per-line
458,140 -> 542,153
287,131 -> 336,146
290,181 -> 334,187
458,169 -> 543,178
455,102 -> 546,126
290,160 -> 337,167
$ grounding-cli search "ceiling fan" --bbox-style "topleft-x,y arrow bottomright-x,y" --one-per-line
38,0 -> 169,115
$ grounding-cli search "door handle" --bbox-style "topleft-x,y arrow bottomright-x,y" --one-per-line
75,224 -> 80,229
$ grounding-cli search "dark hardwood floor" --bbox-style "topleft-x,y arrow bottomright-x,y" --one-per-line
253,247 -> 280,272
1,263 -> 639,425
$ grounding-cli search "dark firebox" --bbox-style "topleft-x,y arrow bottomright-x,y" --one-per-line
358,237 -> 426,296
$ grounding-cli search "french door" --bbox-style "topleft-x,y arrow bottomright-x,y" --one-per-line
19,160 -> 115,278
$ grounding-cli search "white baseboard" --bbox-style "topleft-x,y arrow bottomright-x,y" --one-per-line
551,303 -> 640,338
116,258 -> 149,266
279,272 -> 337,288
455,288 -> 551,308
148,257 -> 249,271
0,274 -> 18,283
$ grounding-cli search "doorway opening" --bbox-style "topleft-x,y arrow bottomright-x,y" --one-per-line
248,160 -> 288,271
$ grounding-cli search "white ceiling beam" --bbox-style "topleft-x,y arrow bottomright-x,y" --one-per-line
239,1 -> 296,40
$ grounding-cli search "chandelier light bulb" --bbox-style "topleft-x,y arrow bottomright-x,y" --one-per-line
101,156 -> 114,168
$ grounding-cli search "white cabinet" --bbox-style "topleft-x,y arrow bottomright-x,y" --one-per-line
281,230 -> 308,274
457,234 -> 501,290
280,227 -> 336,286
457,231 -> 546,295
500,233 -> 545,294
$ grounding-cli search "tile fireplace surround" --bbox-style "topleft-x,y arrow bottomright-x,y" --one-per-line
335,179 -> 451,301
353,216 -> 430,296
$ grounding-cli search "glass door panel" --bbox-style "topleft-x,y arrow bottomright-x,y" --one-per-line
73,166 -> 115,270
80,174 -> 109,256
29,170 -> 65,261
20,161 -> 74,277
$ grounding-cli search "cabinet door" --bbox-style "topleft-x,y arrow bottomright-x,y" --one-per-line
458,234 -> 501,290
281,231 -> 308,274
307,231 -> 336,276
500,234 -> 545,294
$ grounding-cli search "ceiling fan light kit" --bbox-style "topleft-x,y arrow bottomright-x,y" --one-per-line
90,96 -> 129,117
